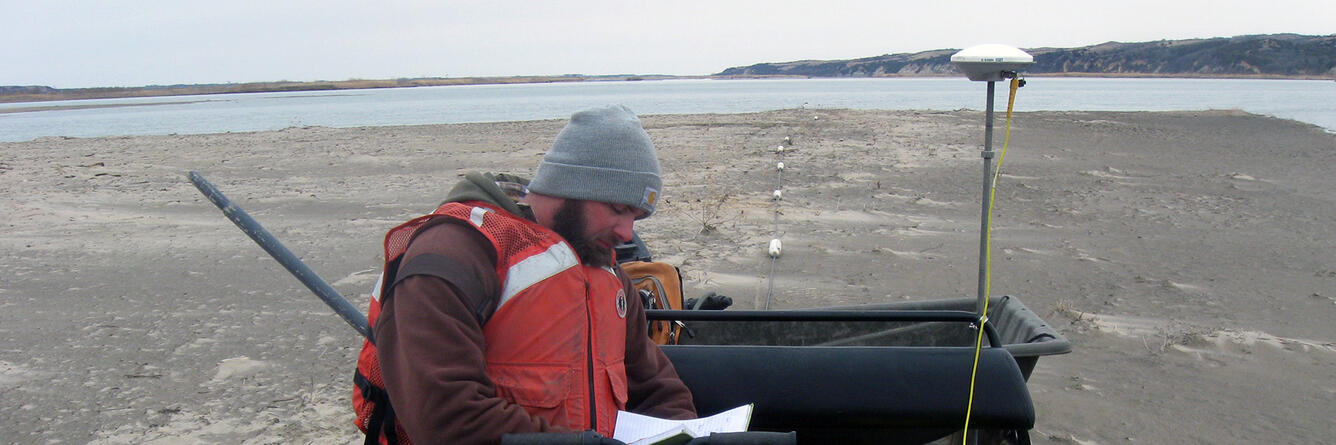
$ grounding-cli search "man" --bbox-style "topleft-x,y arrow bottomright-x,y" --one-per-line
354,105 -> 697,444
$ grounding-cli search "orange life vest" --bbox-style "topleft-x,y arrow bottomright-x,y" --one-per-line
353,201 -> 631,444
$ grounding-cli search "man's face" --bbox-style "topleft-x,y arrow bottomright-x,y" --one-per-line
551,199 -> 642,265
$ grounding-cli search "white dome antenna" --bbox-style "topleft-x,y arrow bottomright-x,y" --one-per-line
950,44 -> 1034,81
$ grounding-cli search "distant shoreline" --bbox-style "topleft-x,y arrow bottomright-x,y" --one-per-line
3,73 -> 1329,105
0,75 -> 695,104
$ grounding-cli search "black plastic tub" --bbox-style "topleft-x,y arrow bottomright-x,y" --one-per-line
669,295 -> 1068,379
648,295 -> 1070,444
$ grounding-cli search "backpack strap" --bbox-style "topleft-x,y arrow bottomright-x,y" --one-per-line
356,370 -> 400,445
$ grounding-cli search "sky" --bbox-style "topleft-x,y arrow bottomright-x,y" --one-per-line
3,0 -> 1333,89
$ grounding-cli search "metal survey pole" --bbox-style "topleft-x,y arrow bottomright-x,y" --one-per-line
975,81 -> 996,317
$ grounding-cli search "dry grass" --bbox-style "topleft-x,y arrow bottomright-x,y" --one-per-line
682,193 -> 737,235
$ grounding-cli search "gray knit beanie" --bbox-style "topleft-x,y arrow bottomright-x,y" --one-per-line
529,105 -> 662,217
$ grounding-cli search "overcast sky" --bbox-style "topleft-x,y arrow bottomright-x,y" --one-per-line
4,0 -> 1332,88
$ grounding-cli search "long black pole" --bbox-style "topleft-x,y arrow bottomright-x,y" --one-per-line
187,171 -> 373,342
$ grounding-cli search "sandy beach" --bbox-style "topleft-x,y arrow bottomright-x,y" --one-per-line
2,109 -> 1333,444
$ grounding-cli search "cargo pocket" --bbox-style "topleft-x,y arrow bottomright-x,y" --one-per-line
490,364 -> 573,411
606,362 -> 629,411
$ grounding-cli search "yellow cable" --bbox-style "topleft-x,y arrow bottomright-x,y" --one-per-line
961,77 -> 1020,443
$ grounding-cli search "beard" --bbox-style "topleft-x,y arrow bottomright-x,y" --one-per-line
551,200 -> 612,266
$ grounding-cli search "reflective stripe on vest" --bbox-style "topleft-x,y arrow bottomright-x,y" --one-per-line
499,241 -> 579,310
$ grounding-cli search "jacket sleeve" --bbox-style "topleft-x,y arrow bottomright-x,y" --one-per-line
374,223 -> 571,444
619,269 -> 698,420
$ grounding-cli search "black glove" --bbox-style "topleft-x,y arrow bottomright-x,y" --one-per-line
686,292 -> 733,310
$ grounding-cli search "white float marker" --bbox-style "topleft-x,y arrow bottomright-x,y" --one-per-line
772,189 -> 783,200
765,238 -> 783,310
776,161 -> 785,171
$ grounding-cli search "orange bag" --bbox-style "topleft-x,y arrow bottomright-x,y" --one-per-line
621,261 -> 684,345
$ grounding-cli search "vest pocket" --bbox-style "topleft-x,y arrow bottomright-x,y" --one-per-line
606,363 -> 629,410
490,363 -> 574,409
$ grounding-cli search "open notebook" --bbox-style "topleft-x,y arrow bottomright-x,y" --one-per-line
612,404 -> 753,445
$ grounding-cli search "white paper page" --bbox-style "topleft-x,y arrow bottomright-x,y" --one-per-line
678,404 -> 752,434
613,410 -> 687,443
613,404 -> 753,443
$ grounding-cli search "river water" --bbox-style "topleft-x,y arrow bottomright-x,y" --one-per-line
1,77 -> 1332,142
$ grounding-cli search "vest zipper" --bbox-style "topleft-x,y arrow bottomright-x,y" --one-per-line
585,281 -> 597,432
